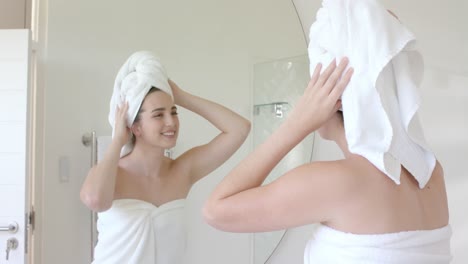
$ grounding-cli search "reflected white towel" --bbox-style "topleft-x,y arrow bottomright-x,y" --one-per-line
93,199 -> 186,264
308,0 -> 436,188
304,225 -> 452,264
96,136 -> 111,162
108,51 -> 173,157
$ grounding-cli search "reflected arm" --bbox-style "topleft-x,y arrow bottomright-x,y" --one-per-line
170,80 -> 251,185
80,102 -> 130,212
79,139 -> 123,212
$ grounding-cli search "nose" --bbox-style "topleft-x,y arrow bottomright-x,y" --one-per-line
164,113 -> 176,127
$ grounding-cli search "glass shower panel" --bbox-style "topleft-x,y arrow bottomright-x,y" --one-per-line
252,54 -> 314,264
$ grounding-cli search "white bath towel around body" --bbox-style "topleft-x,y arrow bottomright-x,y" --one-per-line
308,0 -> 436,188
92,199 -> 187,264
304,225 -> 452,264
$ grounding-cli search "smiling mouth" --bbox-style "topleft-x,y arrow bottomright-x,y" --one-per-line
161,131 -> 176,136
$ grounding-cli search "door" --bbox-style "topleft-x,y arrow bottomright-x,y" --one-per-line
0,0 -> 27,29
0,29 -> 31,264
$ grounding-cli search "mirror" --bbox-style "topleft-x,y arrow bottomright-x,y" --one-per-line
252,54 -> 313,264
14,0 -> 466,263
32,0 -> 308,264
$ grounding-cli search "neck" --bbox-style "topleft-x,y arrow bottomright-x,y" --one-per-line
126,142 -> 166,178
334,131 -> 354,159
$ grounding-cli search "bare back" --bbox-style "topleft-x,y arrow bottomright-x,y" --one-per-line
328,156 -> 449,234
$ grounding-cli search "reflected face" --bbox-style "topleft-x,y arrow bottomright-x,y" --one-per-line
132,91 -> 179,149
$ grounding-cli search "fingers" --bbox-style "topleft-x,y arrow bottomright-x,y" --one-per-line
308,63 -> 322,88
115,101 -> 129,121
122,101 -> 129,113
328,67 -> 353,102
332,100 -> 343,113
323,57 -> 350,94
315,58 -> 337,88
119,101 -> 128,112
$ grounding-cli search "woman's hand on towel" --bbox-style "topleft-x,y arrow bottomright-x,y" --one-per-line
81,101 -> 130,212
166,78 -> 251,185
114,101 -> 131,147
288,57 -> 353,137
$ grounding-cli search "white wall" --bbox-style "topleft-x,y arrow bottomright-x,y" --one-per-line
35,0 -> 305,264
419,67 -> 468,264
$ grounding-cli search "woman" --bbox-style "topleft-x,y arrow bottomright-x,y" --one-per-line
204,59 -> 451,263
203,1 -> 452,262
80,51 -> 250,264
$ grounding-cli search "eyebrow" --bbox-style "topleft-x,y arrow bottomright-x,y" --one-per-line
151,106 -> 177,112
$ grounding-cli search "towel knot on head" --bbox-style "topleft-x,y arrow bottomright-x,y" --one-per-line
308,0 -> 435,188
108,50 -> 173,157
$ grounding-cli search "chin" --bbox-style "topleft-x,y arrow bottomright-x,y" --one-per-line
150,141 -> 176,151
157,141 -> 175,150
166,142 -> 177,149
163,138 -> 178,149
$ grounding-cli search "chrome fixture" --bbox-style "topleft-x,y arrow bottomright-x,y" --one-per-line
253,102 -> 289,118
0,222 -> 18,233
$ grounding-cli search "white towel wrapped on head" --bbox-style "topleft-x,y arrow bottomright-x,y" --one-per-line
308,0 -> 436,188
108,51 -> 173,157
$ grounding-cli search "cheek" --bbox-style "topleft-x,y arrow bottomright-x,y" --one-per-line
144,120 -> 164,131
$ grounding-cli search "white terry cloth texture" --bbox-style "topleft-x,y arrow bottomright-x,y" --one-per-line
92,199 -> 187,264
97,136 -> 112,162
308,0 -> 436,188
304,224 -> 452,264
108,51 -> 173,157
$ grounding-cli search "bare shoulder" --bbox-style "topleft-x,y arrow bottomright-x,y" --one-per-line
260,158 -> 369,225
113,162 -> 134,198
298,158 -> 369,189
276,158 -> 368,205
168,154 -> 191,176
295,157 -> 380,204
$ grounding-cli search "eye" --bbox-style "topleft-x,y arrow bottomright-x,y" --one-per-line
171,111 -> 178,116
152,113 -> 163,118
